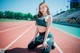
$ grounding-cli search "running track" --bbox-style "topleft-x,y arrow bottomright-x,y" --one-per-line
0,21 -> 80,53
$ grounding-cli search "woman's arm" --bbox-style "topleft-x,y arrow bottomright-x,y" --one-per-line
32,22 -> 39,41
43,15 -> 53,43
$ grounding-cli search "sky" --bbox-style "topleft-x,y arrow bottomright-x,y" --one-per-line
0,0 -> 70,15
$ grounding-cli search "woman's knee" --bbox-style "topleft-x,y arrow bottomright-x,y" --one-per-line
47,39 -> 55,50
28,41 -> 36,50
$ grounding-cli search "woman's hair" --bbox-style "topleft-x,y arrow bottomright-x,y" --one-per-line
37,2 -> 50,18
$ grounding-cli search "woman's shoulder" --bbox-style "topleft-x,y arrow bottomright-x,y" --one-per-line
44,15 -> 52,22
47,14 -> 53,18
46,15 -> 53,20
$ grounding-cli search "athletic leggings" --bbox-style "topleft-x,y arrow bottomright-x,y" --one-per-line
28,32 -> 54,53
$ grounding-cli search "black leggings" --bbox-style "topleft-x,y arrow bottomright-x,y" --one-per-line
28,32 -> 54,53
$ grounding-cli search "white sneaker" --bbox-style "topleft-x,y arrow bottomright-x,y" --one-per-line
0,49 -> 4,53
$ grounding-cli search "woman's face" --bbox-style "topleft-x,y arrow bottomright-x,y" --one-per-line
39,5 -> 47,15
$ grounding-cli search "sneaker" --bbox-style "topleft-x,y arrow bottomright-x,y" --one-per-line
51,45 -> 55,49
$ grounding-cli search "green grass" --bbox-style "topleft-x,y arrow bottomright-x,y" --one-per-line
0,19 -> 27,22
52,23 -> 80,38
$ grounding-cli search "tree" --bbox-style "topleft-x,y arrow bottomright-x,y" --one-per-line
0,11 -> 4,18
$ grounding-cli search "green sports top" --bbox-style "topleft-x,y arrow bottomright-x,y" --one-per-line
36,15 -> 48,27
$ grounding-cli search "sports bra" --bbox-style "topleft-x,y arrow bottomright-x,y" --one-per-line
36,15 -> 48,27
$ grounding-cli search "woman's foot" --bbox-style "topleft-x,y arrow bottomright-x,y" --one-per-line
51,42 -> 55,49
51,45 -> 55,49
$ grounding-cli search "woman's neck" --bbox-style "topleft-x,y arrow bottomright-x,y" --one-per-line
43,13 -> 47,17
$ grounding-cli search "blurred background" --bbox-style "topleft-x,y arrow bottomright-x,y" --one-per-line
0,0 -> 80,28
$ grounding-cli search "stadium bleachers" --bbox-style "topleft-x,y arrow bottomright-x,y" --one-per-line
53,8 -> 80,27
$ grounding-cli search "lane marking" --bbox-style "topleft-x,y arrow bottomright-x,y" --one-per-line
4,24 -> 34,50
0,24 -> 22,28
0,22 -> 27,28
54,42 -> 63,53
0,24 -> 29,33
52,27 -> 80,39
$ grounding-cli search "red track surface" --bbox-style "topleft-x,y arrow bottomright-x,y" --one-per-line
0,21 -> 80,53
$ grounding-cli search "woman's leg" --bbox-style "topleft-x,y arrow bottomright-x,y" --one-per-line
41,38 -> 53,53
41,32 -> 55,53
28,40 -> 42,50
28,35 -> 43,50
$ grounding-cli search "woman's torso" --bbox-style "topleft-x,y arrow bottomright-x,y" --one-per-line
36,15 -> 48,33
37,25 -> 46,33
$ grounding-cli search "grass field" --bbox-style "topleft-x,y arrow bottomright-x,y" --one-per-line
0,19 -> 27,22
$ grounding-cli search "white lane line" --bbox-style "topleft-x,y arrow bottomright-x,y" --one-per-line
0,24 -> 22,28
4,24 -> 34,50
52,27 -> 80,39
54,42 -> 63,53
0,24 -> 21,29
0,24 -> 28,33
0,22 -> 27,28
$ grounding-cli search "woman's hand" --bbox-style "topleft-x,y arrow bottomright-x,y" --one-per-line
31,38 -> 35,43
42,41 -> 48,49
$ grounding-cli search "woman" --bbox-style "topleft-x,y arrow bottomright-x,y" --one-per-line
28,2 -> 55,53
